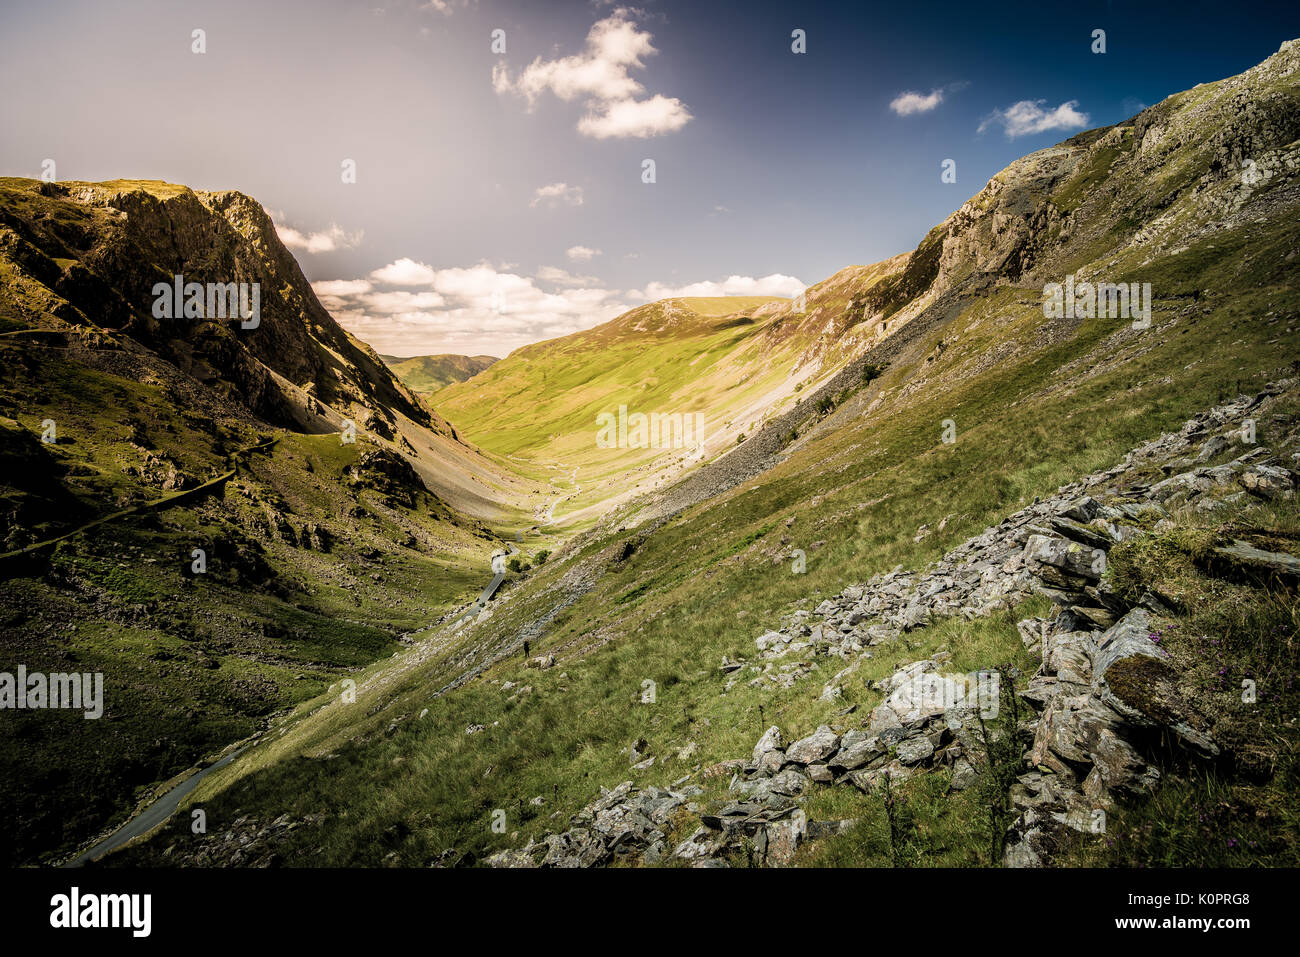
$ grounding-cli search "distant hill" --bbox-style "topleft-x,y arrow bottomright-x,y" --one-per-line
381,353 -> 498,395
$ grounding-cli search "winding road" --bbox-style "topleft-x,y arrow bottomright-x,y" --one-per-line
66,744 -> 250,867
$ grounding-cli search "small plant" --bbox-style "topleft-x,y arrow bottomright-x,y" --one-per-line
534,550 -> 550,565
881,770 -> 917,867
974,666 -> 1024,866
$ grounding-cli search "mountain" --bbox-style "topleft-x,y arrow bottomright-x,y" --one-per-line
429,284 -> 904,527
4,40 -> 1298,871
96,40 -> 1299,869
0,178 -> 546,865
380,353 -> 498,396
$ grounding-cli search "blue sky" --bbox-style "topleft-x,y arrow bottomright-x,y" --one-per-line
2,0 -> 1297,356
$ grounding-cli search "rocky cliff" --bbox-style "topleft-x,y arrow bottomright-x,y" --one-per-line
0,178 -> 440,439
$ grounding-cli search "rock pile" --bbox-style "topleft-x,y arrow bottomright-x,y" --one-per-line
751,382 -> 1295,705
484,781 -> 702,868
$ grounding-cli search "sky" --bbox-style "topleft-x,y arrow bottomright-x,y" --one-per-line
3,0 -> 1298,358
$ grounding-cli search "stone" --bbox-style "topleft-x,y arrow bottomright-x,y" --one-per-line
1214,540 -> 1300,580
1239,464 -> 1294,499
1092,609 -> 1162,683
949,756 -> 978,790
870,671 -> 973,731
751,726 -> 782,765
1023,534 -> 1104,581
764,818 -> 805,866
1084,728 -> 1160,799
673,826 -> 726,862
830,731 -> 884,771
785,725 -> 841,765
895,735 -> 935,766
757,748 -> 786,776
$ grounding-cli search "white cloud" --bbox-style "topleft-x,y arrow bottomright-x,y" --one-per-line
320,258 -> 802,357
360,290 -> 447,312
420,0 -> 475,15
578,92 -> 691,139
979,99 -> 1089,138
531,182 -> 585,208
311,279 -> 373,297
276,222 -> 363,254
493,9 -> 692,140
326,257 -> 633,355
566,245 -> 602,261
369,257 -> 439,285
890,89 -> 944,115
629,273 -> 804,301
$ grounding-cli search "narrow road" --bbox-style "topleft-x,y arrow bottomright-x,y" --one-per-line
540,468 -> 580,524
65,743 -> 251,867
62,542 -> 513,865
0,437 -> 277,563
446,544 -> 517,626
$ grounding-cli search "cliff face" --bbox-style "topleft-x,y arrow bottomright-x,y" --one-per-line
910,38 -> 1300,301
0,178 -> 437,437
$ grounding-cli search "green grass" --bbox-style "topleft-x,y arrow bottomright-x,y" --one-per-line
1057,497 -> 1300,867
114,191 -> 1300,867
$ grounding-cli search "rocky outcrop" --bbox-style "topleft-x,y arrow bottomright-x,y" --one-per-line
748,381 -> 1295,706
0,178 -> 439,435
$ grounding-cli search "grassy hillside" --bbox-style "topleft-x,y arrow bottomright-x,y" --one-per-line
381,354 -> 498,396
0,180 -> 546,865
107,42 -> 1300,868
431,282 -> 900,529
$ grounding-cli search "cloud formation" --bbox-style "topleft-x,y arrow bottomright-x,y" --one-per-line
535,265 -> 601,287
275,222 -> 363,254
979,99 -> 1089,138
314,260 -> 803,357
630,273 -> 804,300
890,89 -> 944,115
566,245 -> 601,261
493,8 -> 692,139
369,257 -> 439,285
531,182 -> 585,208
316,259 -> 630,357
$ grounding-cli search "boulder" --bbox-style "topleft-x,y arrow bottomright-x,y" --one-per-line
785,725 -> 841,765
751,726 -> 782,766
870,671 -> 973,731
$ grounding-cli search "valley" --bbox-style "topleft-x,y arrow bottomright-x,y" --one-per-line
2,37 -> 1298,871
